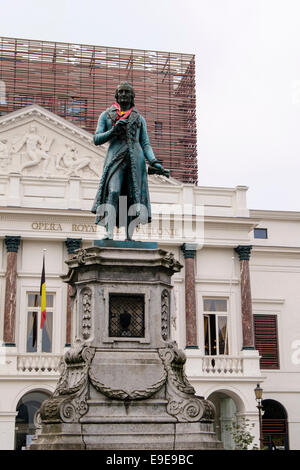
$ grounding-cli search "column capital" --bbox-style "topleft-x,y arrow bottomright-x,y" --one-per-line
235,245 -> 252,261
181,243 -> 198,259
65,238 -> 82,254
4,236 -> 21,253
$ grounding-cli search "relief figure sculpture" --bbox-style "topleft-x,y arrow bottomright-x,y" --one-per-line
12,125 -> 53,174
55,143 -> 99,177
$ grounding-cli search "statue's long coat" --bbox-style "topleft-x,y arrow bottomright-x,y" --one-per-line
91,106 -> 157,226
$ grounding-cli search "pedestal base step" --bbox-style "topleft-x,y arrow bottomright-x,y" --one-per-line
30,422 -> 223,450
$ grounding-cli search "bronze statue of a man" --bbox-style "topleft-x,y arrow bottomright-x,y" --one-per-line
91,82 -> 168,240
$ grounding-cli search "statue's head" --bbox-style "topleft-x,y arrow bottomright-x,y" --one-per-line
115,81 -> 135,107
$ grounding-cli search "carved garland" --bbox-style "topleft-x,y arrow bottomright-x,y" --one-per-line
88,367 -> 167,401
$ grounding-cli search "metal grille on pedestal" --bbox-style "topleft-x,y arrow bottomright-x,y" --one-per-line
109,293 -> 145,338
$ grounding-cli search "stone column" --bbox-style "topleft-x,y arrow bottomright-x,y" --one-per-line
3,236 -> 21,346
65,238 -> 82,347
235,245 -> 255,350
181,243 -> 198,349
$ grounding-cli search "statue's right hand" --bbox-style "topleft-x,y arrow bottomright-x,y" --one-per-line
113,120 -> 127,136
115,119 -> 128,128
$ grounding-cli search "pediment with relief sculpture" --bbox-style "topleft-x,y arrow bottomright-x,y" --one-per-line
0,104 -> 106,179
0,104 -> 178,186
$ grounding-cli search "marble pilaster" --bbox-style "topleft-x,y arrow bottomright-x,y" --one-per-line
3,236 -> 21,346
235,245 -> 255,350
181,243 -> 198,349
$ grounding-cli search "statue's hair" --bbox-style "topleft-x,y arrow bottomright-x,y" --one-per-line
115,81 -> 135,106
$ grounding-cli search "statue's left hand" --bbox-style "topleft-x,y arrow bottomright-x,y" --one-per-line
149,161 -> 170,178
151,162 -> 164,171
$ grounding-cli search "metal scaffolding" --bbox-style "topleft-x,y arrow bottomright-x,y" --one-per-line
0,36 -> 197,183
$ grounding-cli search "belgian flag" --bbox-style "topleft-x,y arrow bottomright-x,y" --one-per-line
40,252 -> 46,329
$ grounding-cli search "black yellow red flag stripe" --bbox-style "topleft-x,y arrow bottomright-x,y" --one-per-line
40,252 -> 46,329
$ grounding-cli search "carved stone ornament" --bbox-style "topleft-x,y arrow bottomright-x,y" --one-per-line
161,289 -> 170,341
162,252 -> 182,272
88,367 -> 167,401
81,287 -> 92,340
30,409 -> 42,443
39,340 -> 95,424
159,342 -> 215,423
76,248 -> 87,265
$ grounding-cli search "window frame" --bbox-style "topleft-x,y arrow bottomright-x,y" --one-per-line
254,313 -> 280,369
203,297 -> 229,356
254,228 -> 268,239
25,291 -> 55,353
18,284 -> 61,355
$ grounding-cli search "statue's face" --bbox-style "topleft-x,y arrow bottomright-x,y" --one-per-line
117,86 -> 133,108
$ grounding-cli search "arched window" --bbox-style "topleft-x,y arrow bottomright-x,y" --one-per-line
262,399 -> 289,450
15,390 -> 50,450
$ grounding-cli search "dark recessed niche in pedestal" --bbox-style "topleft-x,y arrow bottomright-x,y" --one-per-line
109,293 -> 145,338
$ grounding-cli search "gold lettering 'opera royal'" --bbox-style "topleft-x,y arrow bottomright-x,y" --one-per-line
31,222 -> 97,232
31,222 -> 63,231
31,222 -> 176,236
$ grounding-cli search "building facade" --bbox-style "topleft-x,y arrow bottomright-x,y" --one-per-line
0,36 -> 197,184
0,105 -> 298,450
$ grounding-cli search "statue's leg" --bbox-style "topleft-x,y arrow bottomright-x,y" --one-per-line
126,220 -> 135,241
105,167 -> 124,240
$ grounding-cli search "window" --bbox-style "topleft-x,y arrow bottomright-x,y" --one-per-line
254,228 -> 268,239
203,298 -> 229,355
254,314 -> 279,369
26,292 -> 54,353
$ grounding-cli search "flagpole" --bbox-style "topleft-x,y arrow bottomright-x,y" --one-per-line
39,249 -> 47,352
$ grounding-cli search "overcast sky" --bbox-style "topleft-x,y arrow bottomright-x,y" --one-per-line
1,0 -> 300,211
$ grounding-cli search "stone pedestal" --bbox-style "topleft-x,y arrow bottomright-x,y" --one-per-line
30,243 -> 222,450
